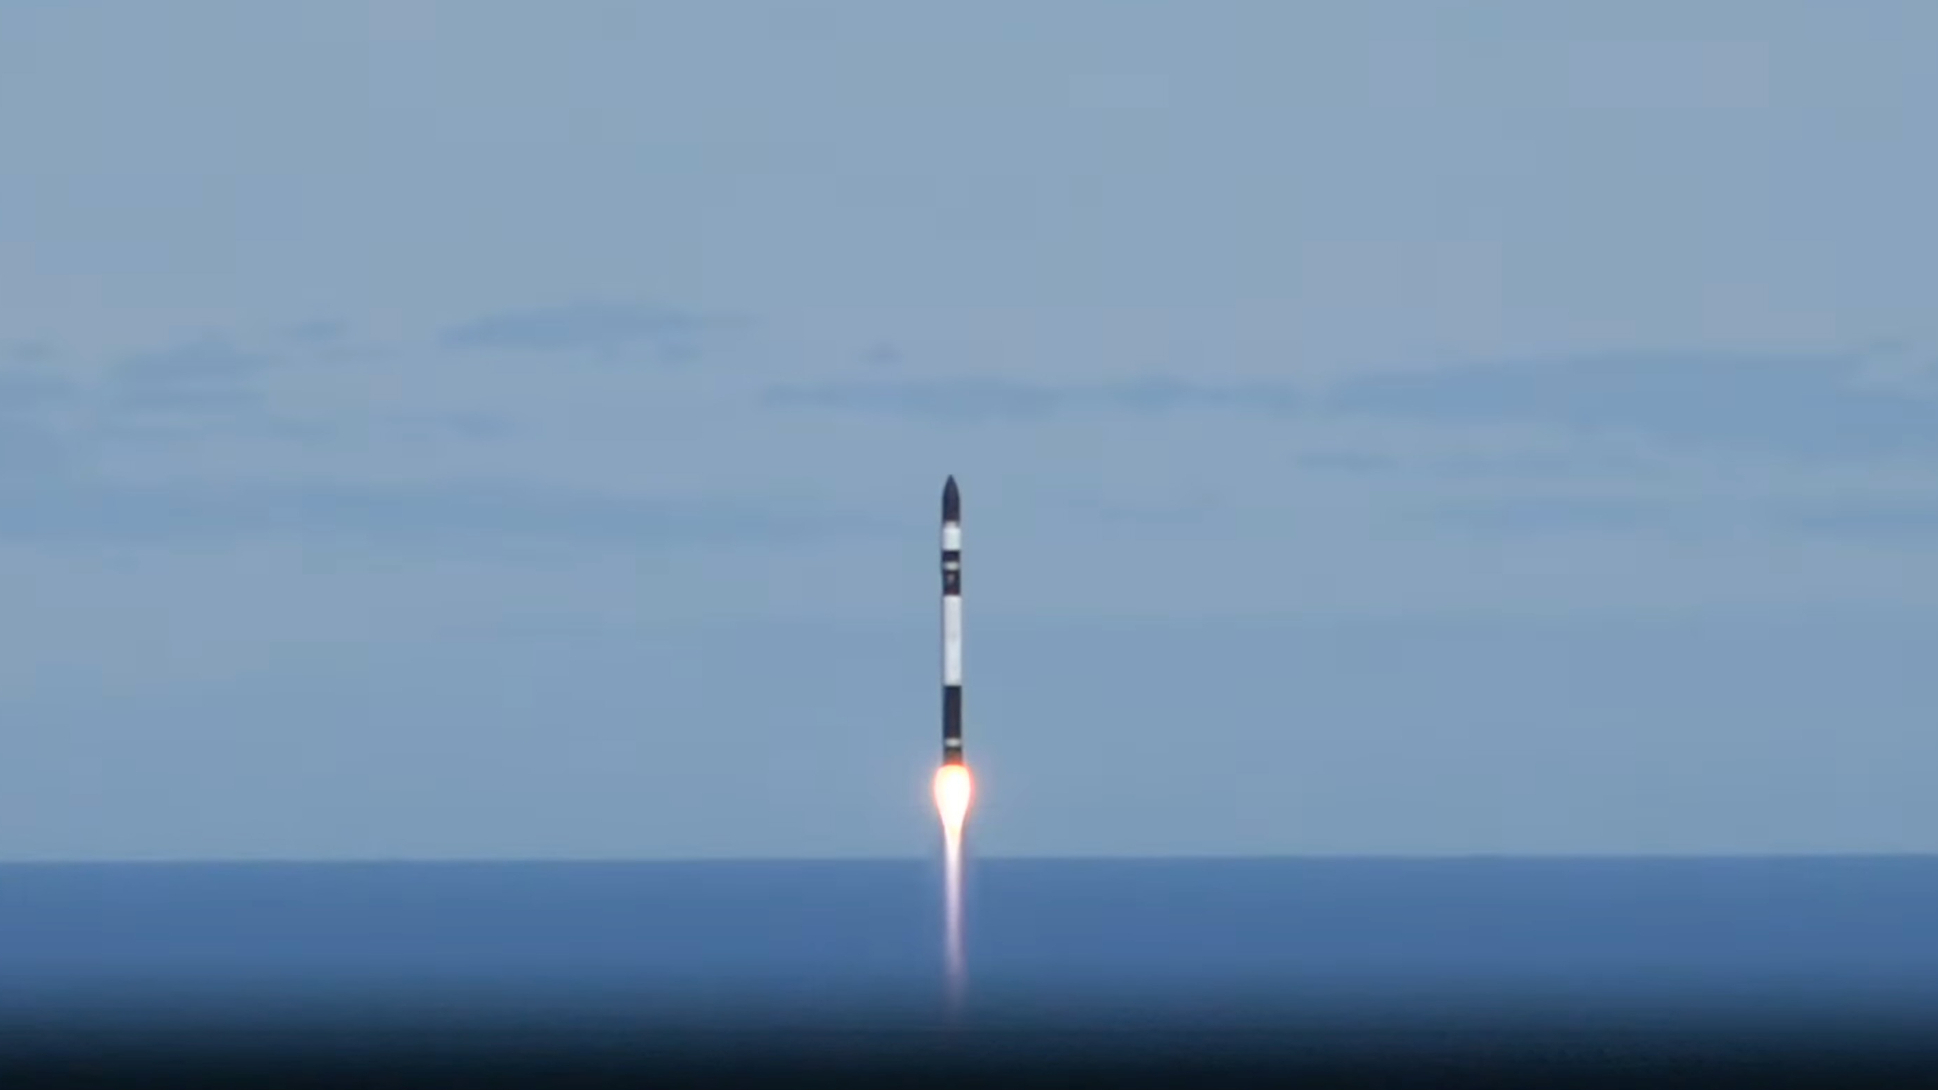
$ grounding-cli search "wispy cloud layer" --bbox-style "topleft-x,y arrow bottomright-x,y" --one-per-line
6,342 -> 59,365
0,480 -> 853,547
0,365 -> 76,407
762,377 -> 1302,421
761,352 -> 1938,467
281,319 -> 347,345
0,365 -> 78,474
1326,353 -> 1938,458
441,302 -> 747,363
11,318 -> 1938,557
1428,490 -> 1938,544
1429,494 -> 1701,535
1777,497 -> 1938,539
0,421 -> 64,476
107,336 -> 272,413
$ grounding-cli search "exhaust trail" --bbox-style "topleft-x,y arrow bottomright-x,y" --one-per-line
935,764 -> 972,1018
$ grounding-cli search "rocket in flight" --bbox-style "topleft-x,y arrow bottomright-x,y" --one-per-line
940,475 -> 964,766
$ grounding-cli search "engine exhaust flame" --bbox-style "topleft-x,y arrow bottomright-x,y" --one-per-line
932,763 -> 974,1020
933,763 -> 974,839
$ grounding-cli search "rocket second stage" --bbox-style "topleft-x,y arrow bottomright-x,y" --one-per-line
941,476 -> 964,765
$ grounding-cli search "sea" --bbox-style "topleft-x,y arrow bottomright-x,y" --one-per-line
3,856 -> 1936,1078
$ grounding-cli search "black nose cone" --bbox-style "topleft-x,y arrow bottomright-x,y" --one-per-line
942,476 -> 960,522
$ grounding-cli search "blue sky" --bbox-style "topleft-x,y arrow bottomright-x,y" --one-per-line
2,1 -> 1934,859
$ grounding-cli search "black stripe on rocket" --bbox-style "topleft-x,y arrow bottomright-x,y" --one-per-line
941,476 -> 964,765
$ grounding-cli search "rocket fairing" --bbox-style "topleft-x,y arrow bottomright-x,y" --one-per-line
941,476 -> 964,766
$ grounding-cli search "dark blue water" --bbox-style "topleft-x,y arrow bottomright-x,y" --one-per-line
4,857 -> 1936,1038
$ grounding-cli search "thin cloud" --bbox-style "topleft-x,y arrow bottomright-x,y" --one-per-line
281,319 -> 348,344
1062,491 -> 1226,526
107,336 -> 273,413
0,365 -> 77,408
1295,451 -> 1400,474
441,302 -> 746,362
6,341 -> 59,365
761,377 -> 1301,421
861,343 -> 905,370
422,412 -> 518,442
1431,490 -> 1938,544
0,418 -> 66,476
3,333 -> 518,456
1776,497 -> 1938,539
0,366 -> 78,475
0,480 -> 859,547
1327,352 -> 1938,458
1430,494 -> 1705,535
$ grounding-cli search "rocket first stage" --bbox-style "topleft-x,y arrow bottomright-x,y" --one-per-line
933,476 -> 973,1002
941,475 -> 964,766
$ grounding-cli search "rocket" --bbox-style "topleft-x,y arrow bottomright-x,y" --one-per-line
941,475 -> 964,765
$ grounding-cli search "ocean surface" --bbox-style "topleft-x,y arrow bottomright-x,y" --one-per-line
4,856 -> 1936,1048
